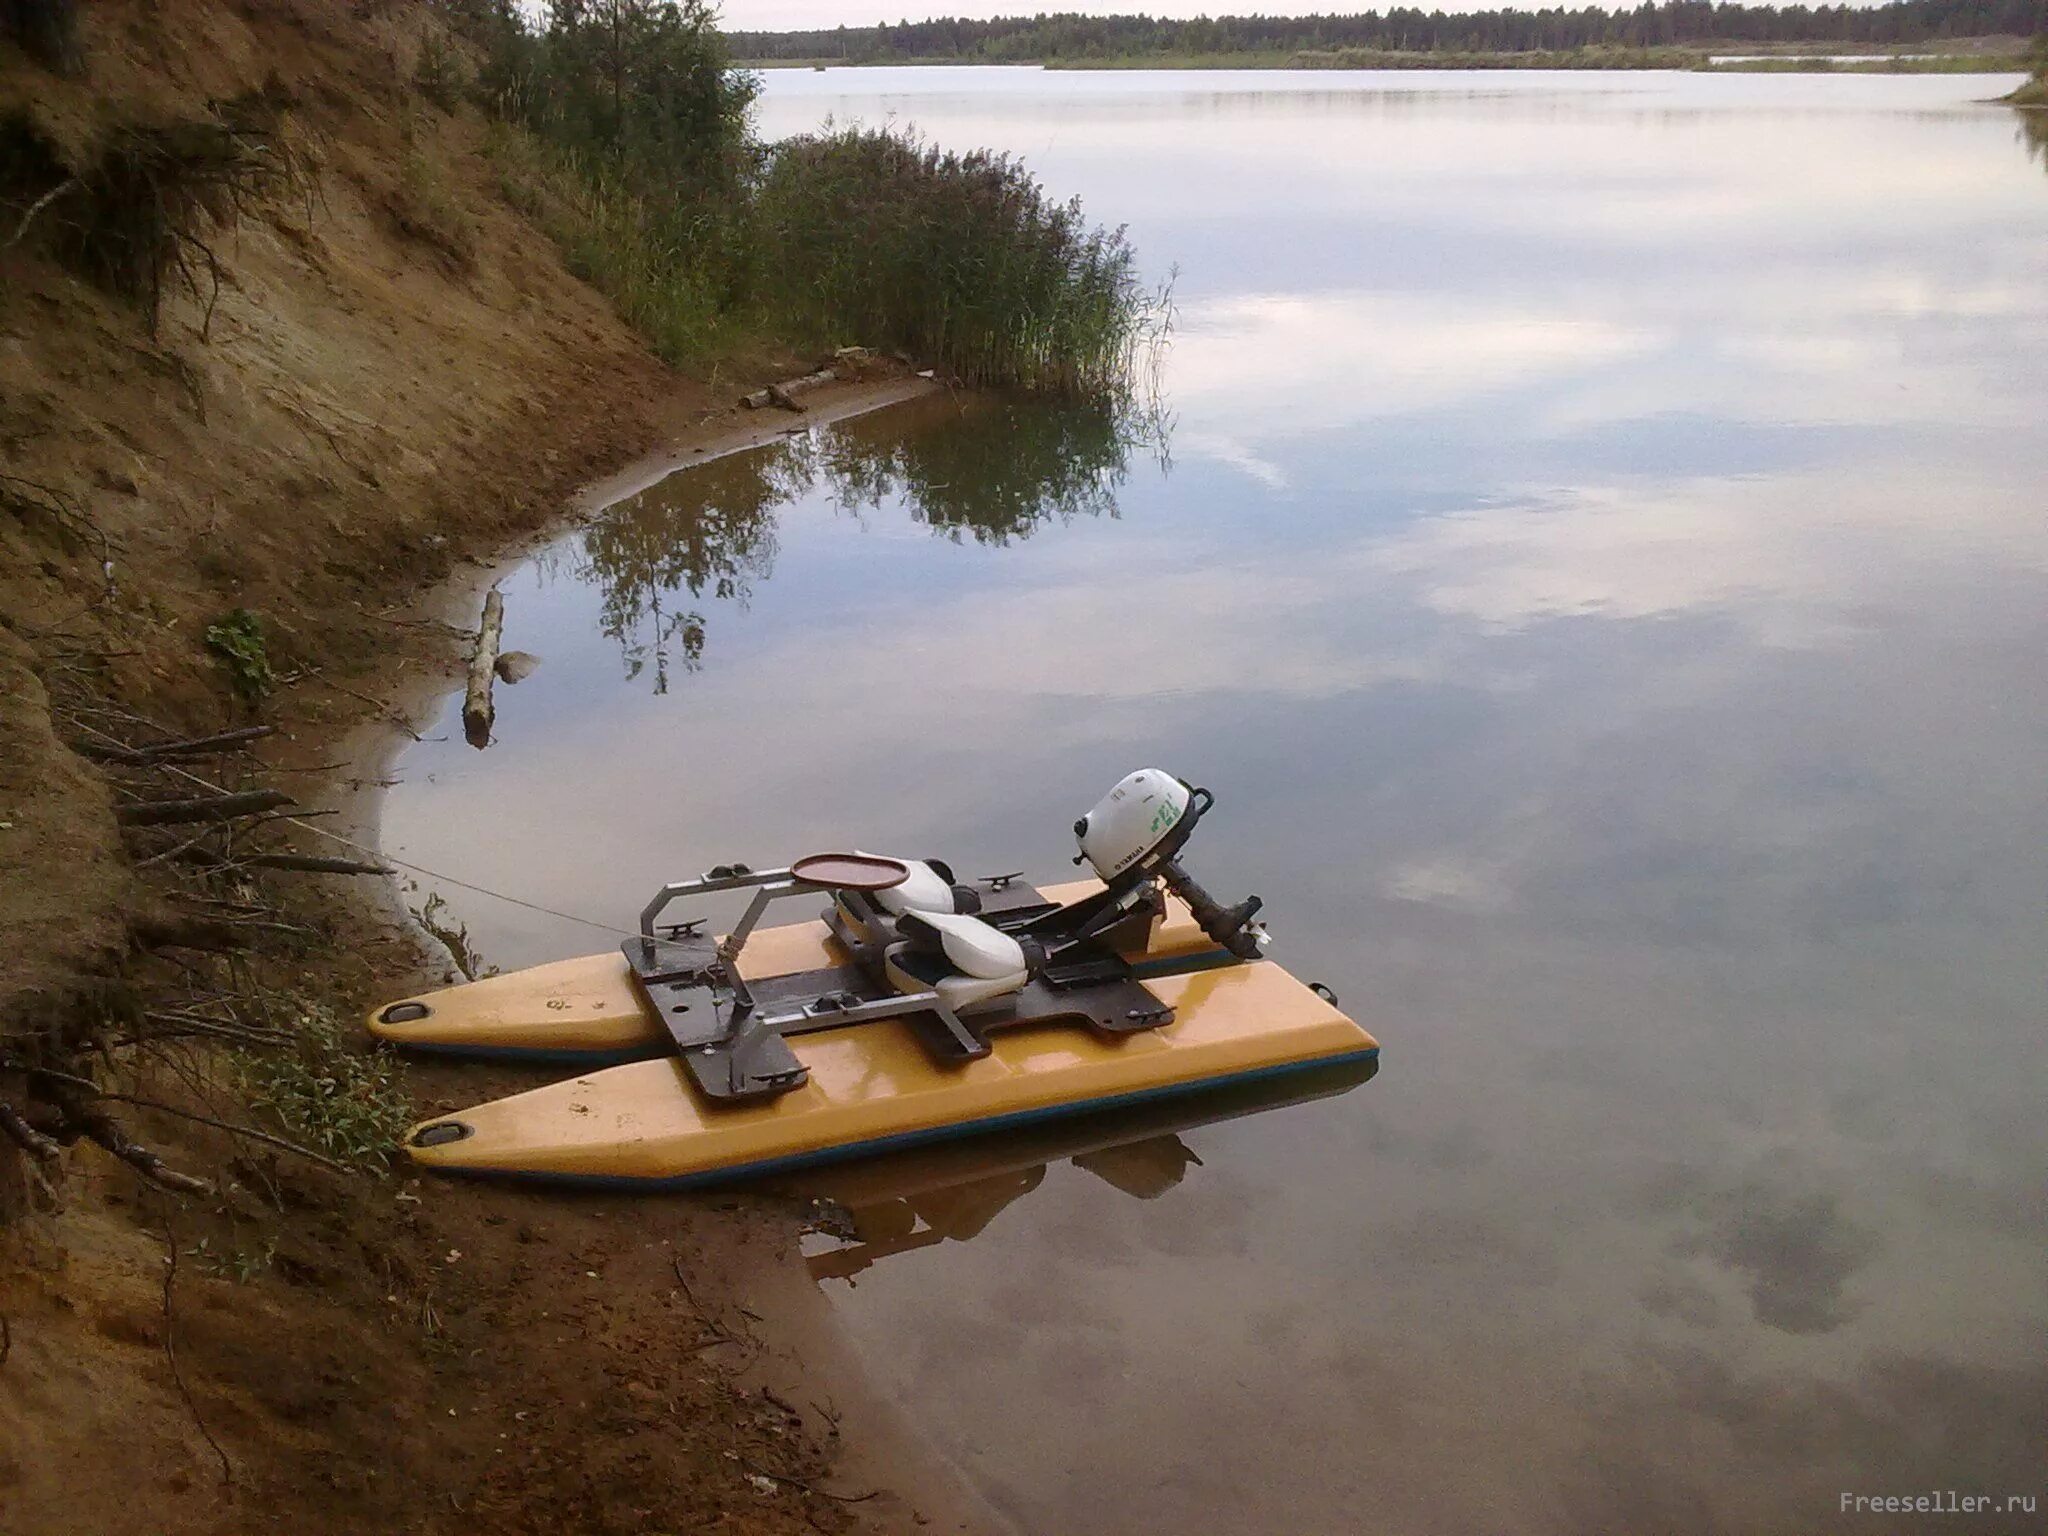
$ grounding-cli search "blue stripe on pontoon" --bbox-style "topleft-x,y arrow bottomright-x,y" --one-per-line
415,1045 -> 1380,1192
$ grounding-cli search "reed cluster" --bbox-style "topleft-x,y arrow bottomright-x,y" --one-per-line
753,127 -> 1162,394
437,2 -> 1158,396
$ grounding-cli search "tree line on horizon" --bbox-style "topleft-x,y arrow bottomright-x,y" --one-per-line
727,0 -> 2047,60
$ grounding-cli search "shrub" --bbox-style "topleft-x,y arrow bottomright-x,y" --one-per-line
486,126 -> 729,362
204,608 -> 274,702
233,1002 -> 411,1173
414,31 -> 471,113
385,142 -> 478,273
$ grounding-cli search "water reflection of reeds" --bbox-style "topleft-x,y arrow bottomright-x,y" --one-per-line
574,390 -> 1171,689
2017,105 -> 2048,170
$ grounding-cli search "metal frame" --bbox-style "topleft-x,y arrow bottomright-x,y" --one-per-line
627,853 -> 1223,1106
631,863 -> 983,1101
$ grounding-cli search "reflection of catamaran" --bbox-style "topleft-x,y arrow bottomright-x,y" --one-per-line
797,1054 -> 1378,1282
369,771 -> 1380,1187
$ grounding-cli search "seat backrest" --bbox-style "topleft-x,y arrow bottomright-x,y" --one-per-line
898,909 -> 1028,980
866,855 -> 959,918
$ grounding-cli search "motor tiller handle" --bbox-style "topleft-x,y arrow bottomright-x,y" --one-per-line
1160,857 -> 1265,960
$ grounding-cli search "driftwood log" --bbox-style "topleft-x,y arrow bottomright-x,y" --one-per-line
740,366 -> 838,412
462,587 -> 503,749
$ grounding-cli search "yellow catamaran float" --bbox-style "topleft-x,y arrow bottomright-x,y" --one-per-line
370,770 -> 1378,1187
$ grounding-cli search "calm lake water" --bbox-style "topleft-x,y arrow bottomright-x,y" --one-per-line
383,70 -> 2048,1534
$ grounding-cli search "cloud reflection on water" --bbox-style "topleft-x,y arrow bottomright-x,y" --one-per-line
385,69 -> 2048,1536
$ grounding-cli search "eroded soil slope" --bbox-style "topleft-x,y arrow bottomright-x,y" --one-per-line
0,5 -> 955,1533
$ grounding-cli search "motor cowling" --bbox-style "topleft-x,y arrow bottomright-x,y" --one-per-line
1074,769 -> 1192,883
1075,769 -> 1268,960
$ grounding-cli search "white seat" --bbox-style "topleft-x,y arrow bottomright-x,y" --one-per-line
884,909 -> 1029,1012
835,853 -> 978,952
904,908 -> 1027,979
870,857 -> 960,918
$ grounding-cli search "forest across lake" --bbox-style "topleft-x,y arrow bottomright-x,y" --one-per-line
730,0 -> 2046,69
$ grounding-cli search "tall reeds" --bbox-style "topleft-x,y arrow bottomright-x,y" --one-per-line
449,5 -> 1164,398
488,125 -> 731,364
751,126 -> 1165,396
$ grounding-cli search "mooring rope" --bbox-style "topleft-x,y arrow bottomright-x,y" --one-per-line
277,812 -> 640,938
71,717 -> 639,938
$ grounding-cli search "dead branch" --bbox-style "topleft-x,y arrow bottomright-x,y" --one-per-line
138,1011 -> 291,1049
244,852 -> 389,875
0,1099 -> 63,1161
116,788 -> 293,826
47,1092 -> 212,1195
132,914 -> 254,952
135,825 -> 225,869
736,1457 -> 878,1505
28,1069 -> 352,1176
5,177 -> 79,250
161,1216 -> 234,1484
741,366 -> 838,412
195,851 -> 392,876
462,587 -> 503,750
77,725 -> 276,764
0,472 -> 111,560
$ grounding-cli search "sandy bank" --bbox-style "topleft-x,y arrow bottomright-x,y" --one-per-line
0,2 -> 983,1530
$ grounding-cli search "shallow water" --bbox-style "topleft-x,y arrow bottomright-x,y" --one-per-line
384,70 -> 2048,1533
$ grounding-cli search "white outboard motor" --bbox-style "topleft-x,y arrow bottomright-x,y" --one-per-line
1076,768 -> 1192,882
1074,770 -> 1268,960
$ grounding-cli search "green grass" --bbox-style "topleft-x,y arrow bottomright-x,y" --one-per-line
233,1001 -> 412,1173
487,125 -> 735,366
203,608 -> 274,703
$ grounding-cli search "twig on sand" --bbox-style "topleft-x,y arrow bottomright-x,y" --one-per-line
737,1456 -> 878,1505
305,671 -> 422,740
